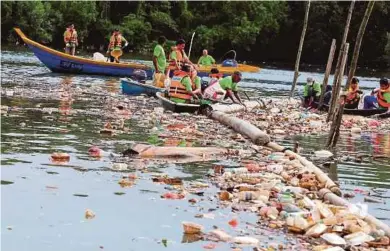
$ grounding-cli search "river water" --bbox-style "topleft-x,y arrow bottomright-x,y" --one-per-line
1,49 -> 389,251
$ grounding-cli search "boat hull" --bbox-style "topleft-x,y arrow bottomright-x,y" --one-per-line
156,92 -> 200,113
316,103 -> 387,117
15,28 -> 153,78
121,78 -> 164,97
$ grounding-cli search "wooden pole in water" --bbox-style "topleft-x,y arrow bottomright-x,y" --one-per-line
327,2 -> 375,148
327,1 -> 355,122
318,39 -> 337,108
326,43 -> 349,148
289,1 -> 310,98
345,1 -> 375,90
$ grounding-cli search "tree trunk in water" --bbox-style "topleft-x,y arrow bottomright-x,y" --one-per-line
289,1 -> 310,98
346,1 -> 376,90
318,39 -> 336,108
327,1 -> 355,122
327,43 -> 349,148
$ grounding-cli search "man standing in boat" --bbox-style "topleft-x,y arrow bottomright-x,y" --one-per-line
64,24 -> 78,56
107,29 -> 128,63
153,36 -> 167,88
169,39 -> 196,72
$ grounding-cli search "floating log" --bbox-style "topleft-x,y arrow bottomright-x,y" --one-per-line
208,111 -> 270,145
127,143 -> 231,161
319,188 -> 390,237
209,101 -> 263,113
206,111 -> 340,195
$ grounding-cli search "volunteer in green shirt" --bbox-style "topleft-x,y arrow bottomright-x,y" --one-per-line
219,71 -> 244,105
303,77 -> 321,107
153,36 -> 167,87
170,65 -> 203,104
198,49 -> 216,66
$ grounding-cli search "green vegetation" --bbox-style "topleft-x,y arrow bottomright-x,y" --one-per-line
1,1 -> 389,67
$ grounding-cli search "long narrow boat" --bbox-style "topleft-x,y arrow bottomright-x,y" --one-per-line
316,103 -> 387,117
197,64 -> 260,76
121,78 -> 164,97
156,92 -> 200,113
14,28 -> 154,78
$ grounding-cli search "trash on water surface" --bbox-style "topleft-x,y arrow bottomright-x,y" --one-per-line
51,152 -> 70,161
321,233 -> 346,246
85,209 -> 95,219
182,222 -> 204,234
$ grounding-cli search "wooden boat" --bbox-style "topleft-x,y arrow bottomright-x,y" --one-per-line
121,78 -> 164,97
156,92 -> 200,113
14,28 -> 153,78
197,64 -> 260,77
315,103 -> 387,117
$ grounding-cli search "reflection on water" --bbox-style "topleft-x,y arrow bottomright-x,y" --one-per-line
1,50 -> 390,250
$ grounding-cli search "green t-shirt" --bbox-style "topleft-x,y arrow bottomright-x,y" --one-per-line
303,82 -> 321,97
219,76 -> 238,91
153,44 -> 166,72
379,92 -> 390,109
198,55 -> 215,66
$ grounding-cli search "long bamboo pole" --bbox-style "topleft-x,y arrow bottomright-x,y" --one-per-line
289,1 -> 310,98
327,1 -> 355,122
327,43 -> 349,147
346,1 -> 375,90
318,39 -> 336,108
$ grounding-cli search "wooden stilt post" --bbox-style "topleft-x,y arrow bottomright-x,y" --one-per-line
289,1 -> 310,98
346,1 -> 376,90
326,43 -> 349,148
327,2 -> 376,148
327,1 -> 355,122
318,39 -> 336,108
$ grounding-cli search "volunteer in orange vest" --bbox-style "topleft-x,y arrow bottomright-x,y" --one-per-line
363,78 -> 390,112
107,29 -> 128,63
345,77 -> 363,109
63,24 -> 78,56
169,65 -> 202,104
169,39 -> 196,72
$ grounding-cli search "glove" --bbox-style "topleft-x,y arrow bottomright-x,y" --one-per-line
124,42 -> 129,48
66,43 -> 70,47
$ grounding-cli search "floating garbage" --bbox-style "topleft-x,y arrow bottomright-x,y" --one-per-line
182,222 -> 204,234
51,152 -> 70,161
85,209 -> 95,219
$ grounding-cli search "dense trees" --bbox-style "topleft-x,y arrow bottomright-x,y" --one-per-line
1,1 -> 389,68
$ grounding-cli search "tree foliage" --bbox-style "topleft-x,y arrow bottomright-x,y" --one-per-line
1,1 -> 389,68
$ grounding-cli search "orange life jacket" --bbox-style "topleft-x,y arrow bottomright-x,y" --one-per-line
169,71 -> 194,100
64,29 -> 77,43
169,47 -> 185,69
109,34 -> 123,49
346,85 -> 360,104
209,73 -> 223,79
377,86 -> 390,108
